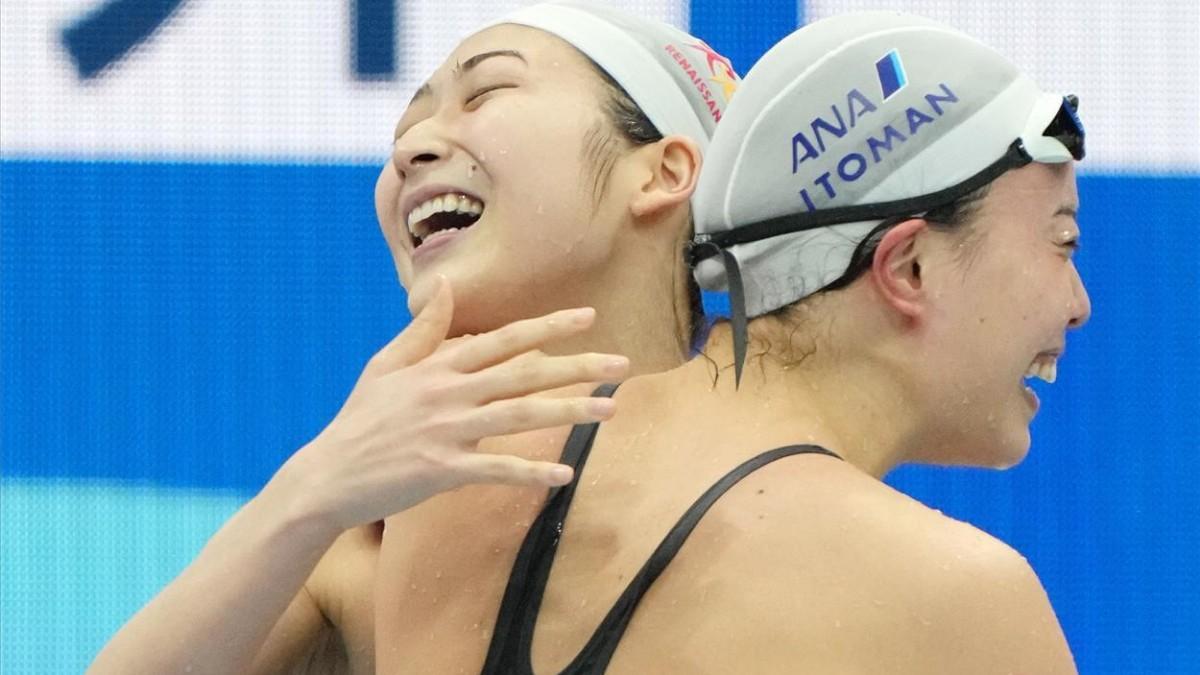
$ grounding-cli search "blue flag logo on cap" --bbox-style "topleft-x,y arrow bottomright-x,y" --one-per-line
875,50 -> 907,100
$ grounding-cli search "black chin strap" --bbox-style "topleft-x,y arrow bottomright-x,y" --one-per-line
690,242 -> 749,388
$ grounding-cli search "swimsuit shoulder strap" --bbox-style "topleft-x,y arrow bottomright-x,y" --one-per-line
480,383 -> 620,675
562,444 -> 842,673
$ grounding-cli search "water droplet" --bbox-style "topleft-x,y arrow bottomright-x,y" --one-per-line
499,148 -> 508,155
410,584 -> 417,590
580,598 -> 589,607
536,204 -> 544,214
629,479 -> 638,486
435,571 -> 443,579
834,619 -> 842,628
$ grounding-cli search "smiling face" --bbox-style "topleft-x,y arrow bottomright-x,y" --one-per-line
916,162 -> 1091,467
374,24 -> 638,335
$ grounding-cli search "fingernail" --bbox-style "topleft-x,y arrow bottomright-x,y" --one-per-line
548,465 -> 573,485
588,398 -> 616,417
570,307 -> 596,325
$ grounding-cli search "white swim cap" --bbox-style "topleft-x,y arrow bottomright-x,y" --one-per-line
689,12 -> 1084,383
488,1 -> 739,152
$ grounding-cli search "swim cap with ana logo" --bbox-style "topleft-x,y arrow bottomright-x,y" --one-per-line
689,11 -> 1084,384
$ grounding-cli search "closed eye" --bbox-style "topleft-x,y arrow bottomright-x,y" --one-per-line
465,84 -> 515,108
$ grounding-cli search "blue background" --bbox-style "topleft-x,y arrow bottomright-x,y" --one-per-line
2,1 -> 1198,672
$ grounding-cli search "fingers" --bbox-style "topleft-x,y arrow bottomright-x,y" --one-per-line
444,307 -> 597,373
453,396 -> 616,440
369,278 -> 454,374
465,351 -> 629,404
450,454 -> 575,489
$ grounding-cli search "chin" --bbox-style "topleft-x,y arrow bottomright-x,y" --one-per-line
986,428 -> 1033,470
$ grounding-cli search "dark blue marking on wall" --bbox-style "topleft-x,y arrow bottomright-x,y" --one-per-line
688,0 -> 799,76
61,0 -> 190,79
353,0 -> 397,79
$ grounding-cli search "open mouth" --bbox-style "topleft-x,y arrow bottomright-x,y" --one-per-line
1023,353 -> 1059,385
406,193 -> 484,249
1020,353 -> 1058,412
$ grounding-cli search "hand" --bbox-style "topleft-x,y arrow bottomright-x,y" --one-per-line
276,278 -> 628,532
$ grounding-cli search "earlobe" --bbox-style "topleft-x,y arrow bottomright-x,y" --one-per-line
629,135 -> 701,219
870,218 -> 927,320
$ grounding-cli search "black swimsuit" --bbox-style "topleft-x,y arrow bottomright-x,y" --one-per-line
480,385 -> 842,674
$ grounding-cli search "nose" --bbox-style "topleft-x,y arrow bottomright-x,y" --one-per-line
1067,262 -> 1091,329
391,119 -> 452,177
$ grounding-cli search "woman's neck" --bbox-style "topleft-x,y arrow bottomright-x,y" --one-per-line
691,322 -> 922,479
544,241 -> 692,377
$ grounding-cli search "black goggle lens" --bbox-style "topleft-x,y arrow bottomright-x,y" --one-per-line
1046,95 -> 1086,161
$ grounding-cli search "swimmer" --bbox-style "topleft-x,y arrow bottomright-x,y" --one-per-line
88,3 -> 737,672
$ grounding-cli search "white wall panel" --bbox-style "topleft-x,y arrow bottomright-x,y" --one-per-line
0,0 -> 687,162
805,0 -> 1200,172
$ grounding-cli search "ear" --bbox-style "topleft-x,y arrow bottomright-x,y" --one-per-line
628,134 -> 702,220
869,218 -> 928,320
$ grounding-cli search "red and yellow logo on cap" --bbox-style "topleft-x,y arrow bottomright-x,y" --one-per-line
664,39 -> 738,123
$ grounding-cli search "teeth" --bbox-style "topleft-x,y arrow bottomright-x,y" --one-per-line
1042,361 -> 1057,384
1024,357 -> 1058,385
406,193 -> 485,240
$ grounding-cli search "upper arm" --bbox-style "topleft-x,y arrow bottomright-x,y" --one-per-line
248,525 -> 376,675
247,581 -> 343,675
928,548 -> 1077,674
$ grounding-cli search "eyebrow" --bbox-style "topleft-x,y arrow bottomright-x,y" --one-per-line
457,49 -> 526,75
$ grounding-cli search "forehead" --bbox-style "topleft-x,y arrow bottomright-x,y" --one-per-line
435,24 -> 592,81
983,162 -> 1079,223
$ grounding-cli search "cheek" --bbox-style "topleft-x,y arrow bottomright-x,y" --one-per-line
374,166 -> 400,232
374,166 -> 413,281
472,107 -> 600,244
471,94 -> 596,171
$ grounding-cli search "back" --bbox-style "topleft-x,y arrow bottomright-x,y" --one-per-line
372,363 -> 1075,673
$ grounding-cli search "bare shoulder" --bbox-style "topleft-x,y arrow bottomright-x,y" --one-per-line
632,458 -> 1076,673
816,472 -> 1076,674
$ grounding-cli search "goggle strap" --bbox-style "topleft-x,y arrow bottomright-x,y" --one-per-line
690,241 -> 750,387
690,140 -> 1031,264
723,247 -> 750,389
